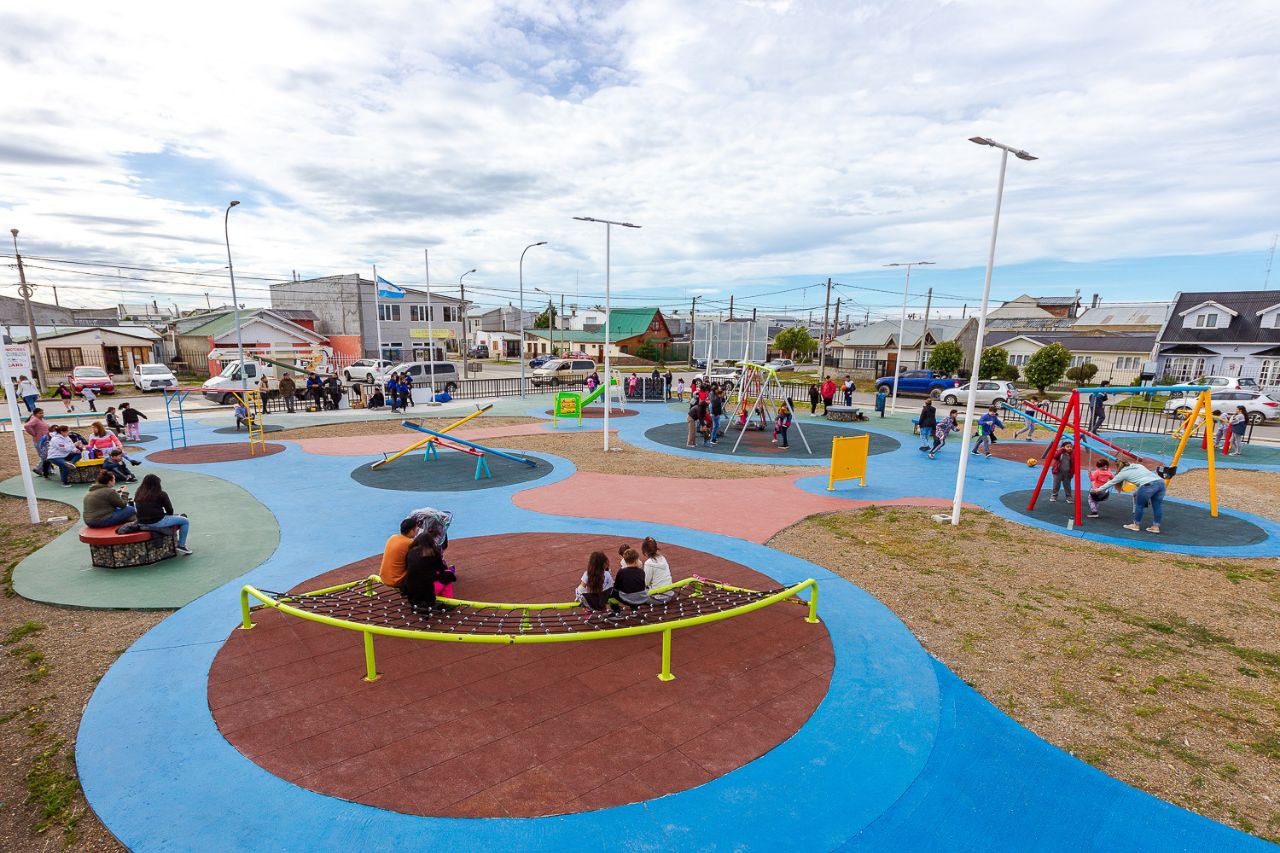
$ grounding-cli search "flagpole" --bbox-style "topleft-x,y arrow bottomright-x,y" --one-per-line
372,264 -> 384,362
425,249 -> 437,402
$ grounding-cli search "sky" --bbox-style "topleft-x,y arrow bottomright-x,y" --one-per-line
1,0 -> 1278,322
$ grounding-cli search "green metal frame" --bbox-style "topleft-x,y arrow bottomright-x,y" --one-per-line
240,576 -> 819,682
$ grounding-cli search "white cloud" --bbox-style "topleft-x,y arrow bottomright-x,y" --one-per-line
0,0 -> 1277,311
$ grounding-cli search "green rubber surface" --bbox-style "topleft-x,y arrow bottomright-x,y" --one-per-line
1,469 -> 279,610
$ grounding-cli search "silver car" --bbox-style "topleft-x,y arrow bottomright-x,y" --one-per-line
939,380 -> 1019,407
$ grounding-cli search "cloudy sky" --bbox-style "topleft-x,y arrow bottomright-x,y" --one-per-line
2,0 -> 1278,320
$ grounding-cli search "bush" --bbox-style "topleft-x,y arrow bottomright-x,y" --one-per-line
1025,343 -> 1071,393
999,363 -> 1020,382
926,340 -> 963,376
977,345 -> 1010,380
1064,363 -> 1099,385
634,342 -> 660,362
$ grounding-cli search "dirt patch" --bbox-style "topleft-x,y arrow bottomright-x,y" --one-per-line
1169,469 -> 1280,524
492,431 -> 815,480
769,506 -> 1280,842
272,416 -> 541,441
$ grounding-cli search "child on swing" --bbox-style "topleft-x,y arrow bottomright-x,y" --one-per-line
1086,458 -> 1114,518
771,405 -> 793,448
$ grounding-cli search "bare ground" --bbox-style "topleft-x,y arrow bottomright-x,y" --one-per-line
272,415 -> 542,440
769,481 -> 1280,842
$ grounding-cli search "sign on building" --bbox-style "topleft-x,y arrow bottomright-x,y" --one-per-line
410,329 -> 456,339
3,344 -> 32,376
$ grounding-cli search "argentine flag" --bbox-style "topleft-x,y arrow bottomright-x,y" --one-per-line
376,275 -> 406,299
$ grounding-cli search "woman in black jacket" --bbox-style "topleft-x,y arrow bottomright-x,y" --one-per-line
402,531 -> 456,610
133,474 -> 192,554
917,400 -> 937,449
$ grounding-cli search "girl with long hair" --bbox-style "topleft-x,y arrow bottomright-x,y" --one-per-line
134,474 -> 192,554
575,551 -> 615,612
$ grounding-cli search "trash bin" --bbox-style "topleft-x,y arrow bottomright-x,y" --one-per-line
875,390 -> 887,417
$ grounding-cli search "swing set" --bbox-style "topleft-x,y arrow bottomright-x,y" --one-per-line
1025,385 -> 1220,527
727,362 -> 812,454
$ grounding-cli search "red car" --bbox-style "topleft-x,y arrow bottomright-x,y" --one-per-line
67,366 -> 116,394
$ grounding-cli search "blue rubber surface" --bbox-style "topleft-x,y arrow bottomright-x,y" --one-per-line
71,408 -> 1275,850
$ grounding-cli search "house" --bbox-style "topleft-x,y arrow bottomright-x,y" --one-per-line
829,318 -> 978,377
177,308 -> 330,377
983,330 -> 1156,384
523,307 -> 673,360
8,325 -> 161,380
0,294 -> 118,328
269,274 -> 469,362
1073,302 -> 1172,332
983,293 -> 1082,332
1154,290 -> 1280,386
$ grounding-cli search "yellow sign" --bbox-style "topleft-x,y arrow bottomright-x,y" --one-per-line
827,434 -> 869,490
410,328 -> 455,339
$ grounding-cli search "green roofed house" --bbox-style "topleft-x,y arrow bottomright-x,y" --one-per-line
524,307 -> 672,360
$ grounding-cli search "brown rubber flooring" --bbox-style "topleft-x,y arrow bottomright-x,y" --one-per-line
148,442 -> 286,464
208,533 -> 832,818
543,408 -> 638,418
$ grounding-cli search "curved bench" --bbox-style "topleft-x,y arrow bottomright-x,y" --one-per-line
79,526 -> 177,569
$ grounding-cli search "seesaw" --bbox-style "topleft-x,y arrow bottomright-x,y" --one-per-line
400,421 -> 538,469
369,404 -> 493,470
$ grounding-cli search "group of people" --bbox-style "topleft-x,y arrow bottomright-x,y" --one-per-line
623,368 -> 675,400
807,375 -> 856,414
574,537 -> 674,612
381,373 -> 416,413
1212,405 -> 1250,457
684,378 -> 793,448
1046,443 -> 1167,533
23,410 -> 143,486
379,508 -> 456,610
82,470 -> 193,553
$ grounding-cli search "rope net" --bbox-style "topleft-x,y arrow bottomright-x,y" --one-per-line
255,579 -> 787,637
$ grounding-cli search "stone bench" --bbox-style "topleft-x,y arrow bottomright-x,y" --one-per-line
825,405 -> 867,422
79,526 -> 177,569
65,457 -> 105,485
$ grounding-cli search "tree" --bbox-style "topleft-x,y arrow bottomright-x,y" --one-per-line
773,326 -> 817,361
533,301 -> 556,329
977,345 -> 1010,380
635,341 -> 660,362
1024,343 -> 1071,393
927,340 -> 963,376
999,362 -> 1020,382
1064,362 -> 1099,385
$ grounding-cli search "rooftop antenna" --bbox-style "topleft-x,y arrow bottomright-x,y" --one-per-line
1265,233 -> 1278,290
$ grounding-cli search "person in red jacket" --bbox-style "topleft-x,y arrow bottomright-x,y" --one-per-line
819,376 -> 837,414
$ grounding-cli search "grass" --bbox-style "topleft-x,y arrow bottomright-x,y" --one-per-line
1116,394 -> 1170,411
26,738 -> 82,842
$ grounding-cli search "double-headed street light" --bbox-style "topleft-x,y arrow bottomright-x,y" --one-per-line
950,136 -> 1038,526
224,201 -> 245,392
519,242 -> 547,396
573,216 -> 641,452
884,260 -> 935,416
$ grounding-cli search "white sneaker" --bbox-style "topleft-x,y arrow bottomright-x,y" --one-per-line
176,545 -> 193,555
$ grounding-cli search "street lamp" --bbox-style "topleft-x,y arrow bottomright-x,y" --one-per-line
574,215 -> 641,452
223,201 -> 245,392
950,136 -> 1038,526
10,229 -> 44,391
884,261 -> 935,415
519,242 -> 547,397
459,268 -> 476,380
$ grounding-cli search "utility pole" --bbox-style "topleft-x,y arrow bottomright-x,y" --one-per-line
11,230 -> 44,390
51,285 -> 59,307
728,294 -> 734,320
204,292 -> 212,310
832,297 -> 841,345
921,287 -> 933,368
688,296 -> 700,366
560,294 -> 565,355
459,269 -> 476,379
818,277 -> 832,378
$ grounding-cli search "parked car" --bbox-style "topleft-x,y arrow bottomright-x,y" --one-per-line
468,345 -> 490,359
131,362 -> 177,391
67,366 -> 115,394
342,359 -> 392,383
1164,390 -> 1280,425
386,361 -> 460,393
875,370 -> 962,398
762,359 -> 795,372
939,380 -> 1020,408
698,366 -> 742,389
531,358 -> 596,386
528,355 -> 556,370
690,357 -> 708,370
1196,376 -> 1261,392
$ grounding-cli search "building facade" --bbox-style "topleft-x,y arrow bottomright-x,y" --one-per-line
1154,290 -> 1280,387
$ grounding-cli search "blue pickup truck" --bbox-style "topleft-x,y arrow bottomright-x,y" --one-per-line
874,369 -> 962,397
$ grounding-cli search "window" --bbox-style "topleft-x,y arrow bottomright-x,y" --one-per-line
1008,354 -> 1029,366
379,304 -> 400,322
854,349 -> 876,370
1259,359 -> 1280,386
1069,355 -> 1094,367
441,306 -> 460,323
410,305 -> 433,322
1114,356 -> 1141,371
1194,313 -> 1218,328
1167,357 -> 1205,382
46,348 -> 80,370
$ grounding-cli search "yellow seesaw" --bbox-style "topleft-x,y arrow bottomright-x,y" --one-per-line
369,404 -> 494,469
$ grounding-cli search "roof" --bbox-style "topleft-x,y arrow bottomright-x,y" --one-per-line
526,307 -> 667,343
181,309 -> 325,343
7,325 -> 161,343
267,308 -> 319,321
1074,303 -> 1172,327
985,317 -> 1077,331
984,330 -> 1156,353
831,318 -> 971,348
1159,290 -> 1280,345
1035,296 -> 1082,306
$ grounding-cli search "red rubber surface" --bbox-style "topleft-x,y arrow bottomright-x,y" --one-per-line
147,442 -> 286,464
208,533 -> 832,818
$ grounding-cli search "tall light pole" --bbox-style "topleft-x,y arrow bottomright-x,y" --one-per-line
884,261 -> 935,415
574,215 -> 641,451
10,229 -> 43,390
518,242 -> 547,397
950,136 -> 1038,526
459,269 -> 476,381
223,201 -> 246,392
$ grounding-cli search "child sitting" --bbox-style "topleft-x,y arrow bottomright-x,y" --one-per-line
234,402 -> 249,431
102,449 -> 137,483
613,547 -> 650,608
1086,459 -> 1114,518
641,537 -> 674,603
575,551 -> 616,612
402,532 -> 457,611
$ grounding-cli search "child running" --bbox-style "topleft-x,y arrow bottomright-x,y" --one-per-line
927,409 -> 959,459
1086,458 -> 1113,518
120,402 -> 148,440
1015,397 -> 1039,440
972,406 -> 1004,457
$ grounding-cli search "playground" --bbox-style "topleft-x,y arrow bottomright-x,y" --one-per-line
0,382 -> 1278,850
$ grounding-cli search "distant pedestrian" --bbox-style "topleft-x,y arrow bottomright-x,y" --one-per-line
1228,406 -> 1247,456
772,405 -> 793,448
687,396 -> 706,448
16,375 -> 39,413
55,382 -> 75,412
676,377 -> 686,401
81,385 -> 97,412
841,375 -> 855,406
1015,396 -> 1039,440
819,376 -> 836,413
120,402 -> 147,440
278,374 -> 296,413
1088,381 -> 1110,433
808,383 -> 820,415
917,400 -> 937,449
927,410 -> 959,459
664,369 -> 673,400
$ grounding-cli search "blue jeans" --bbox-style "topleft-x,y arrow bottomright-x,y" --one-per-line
85,506 -> 137,529
48,453 -> 82,484
23,394 -> 38,413
142,515 -> 189,547
710,415 -> 722,443
1132,481 -> 1165,526
974,433 -> 993,454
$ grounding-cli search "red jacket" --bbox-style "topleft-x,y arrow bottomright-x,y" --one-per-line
820,380 -> 837,399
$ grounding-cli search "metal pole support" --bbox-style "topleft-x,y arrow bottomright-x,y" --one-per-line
362,631 -> 380,682
239,589 -> 256,630
658,629 -> 675,682
806,584 -> 820,624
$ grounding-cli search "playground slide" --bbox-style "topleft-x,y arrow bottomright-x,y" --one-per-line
401,421 -> 537,468
580,382 -> 606,407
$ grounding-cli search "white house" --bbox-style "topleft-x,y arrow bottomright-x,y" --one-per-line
1154,290 -> 1280,386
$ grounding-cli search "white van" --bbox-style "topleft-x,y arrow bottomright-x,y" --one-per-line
531,358 -> 596,386
385,361 -> 461,393
202,360 -> 297,403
